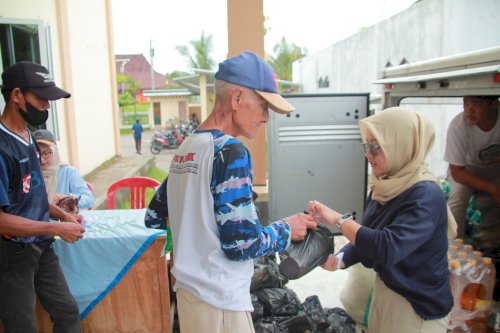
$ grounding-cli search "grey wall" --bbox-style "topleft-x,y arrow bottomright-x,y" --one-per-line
293,0 -> 500,178
294,0 -> 500,97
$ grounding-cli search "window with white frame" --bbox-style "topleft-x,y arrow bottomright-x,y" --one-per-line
0,18 -> 59,137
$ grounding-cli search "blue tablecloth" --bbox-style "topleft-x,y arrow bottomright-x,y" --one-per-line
54,209 -> 164,319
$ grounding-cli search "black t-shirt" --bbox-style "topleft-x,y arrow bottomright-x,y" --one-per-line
0,122 -> 50,243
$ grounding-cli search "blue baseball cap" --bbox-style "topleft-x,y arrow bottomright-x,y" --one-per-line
215,51 -> 294,114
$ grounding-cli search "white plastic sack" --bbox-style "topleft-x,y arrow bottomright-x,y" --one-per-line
339,263 -> 375,326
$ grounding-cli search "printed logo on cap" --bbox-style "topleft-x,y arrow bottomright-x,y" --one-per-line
35,71 -> 55,83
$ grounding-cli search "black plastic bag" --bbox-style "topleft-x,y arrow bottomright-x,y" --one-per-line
252,293 -> 264,320
279,223 -> 335,279
254,317 -> 285,333
252,256 -> 289,292
254,287 -> 301,317
276,310 -> 311,332
324,307 -> 357,333
300,295 -> 329,332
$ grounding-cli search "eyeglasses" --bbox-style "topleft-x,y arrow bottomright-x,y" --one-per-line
361,143 -> 381,156
41,150 -> 53,158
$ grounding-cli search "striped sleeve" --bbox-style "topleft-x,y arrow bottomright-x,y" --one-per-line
211,136 -> 290,261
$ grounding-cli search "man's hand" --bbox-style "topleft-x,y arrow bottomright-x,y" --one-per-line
54,222 -> 85,243
283,213 -> 317,241
49,202 -> 82,224
63,212 -> 84,224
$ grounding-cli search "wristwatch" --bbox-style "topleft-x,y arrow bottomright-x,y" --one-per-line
337,213 -> 352,228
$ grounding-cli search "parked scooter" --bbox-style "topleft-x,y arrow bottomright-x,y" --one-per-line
150,130 -> 184,154
178,122 -> 196,138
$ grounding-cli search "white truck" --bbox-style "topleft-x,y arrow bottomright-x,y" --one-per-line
374,46 -> 500,106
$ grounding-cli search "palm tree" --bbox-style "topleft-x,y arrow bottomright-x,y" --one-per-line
176,31 -> 215,71
268,37 -> 307,82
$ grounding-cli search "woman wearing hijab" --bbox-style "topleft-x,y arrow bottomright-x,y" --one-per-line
34,129 -> 95,209
308,107 -> 456,333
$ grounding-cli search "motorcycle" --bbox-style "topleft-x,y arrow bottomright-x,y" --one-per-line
178,122 -> 196,138
150,130 -> 184,154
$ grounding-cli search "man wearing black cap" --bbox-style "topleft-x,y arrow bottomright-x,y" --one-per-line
0,61 -> 84,332
145,51 -> 317,332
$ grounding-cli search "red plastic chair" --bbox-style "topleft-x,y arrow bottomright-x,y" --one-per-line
107,176 -> 160,209
85,181 -> 94,193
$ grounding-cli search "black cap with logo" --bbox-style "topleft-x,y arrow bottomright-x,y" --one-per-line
1,61 -> 71,100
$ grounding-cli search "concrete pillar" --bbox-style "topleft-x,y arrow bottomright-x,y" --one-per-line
199,73 -> 208,120
227,0 -> 267,186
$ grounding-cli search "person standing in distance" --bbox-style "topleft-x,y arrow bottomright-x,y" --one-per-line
132,117 -> 144,154
145,51 -> 317,333
0,61 -> 84,333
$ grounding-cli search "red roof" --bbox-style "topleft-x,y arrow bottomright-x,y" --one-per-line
115,54 -> 165,90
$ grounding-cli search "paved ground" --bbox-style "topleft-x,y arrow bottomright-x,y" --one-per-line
84,130 -> 175,209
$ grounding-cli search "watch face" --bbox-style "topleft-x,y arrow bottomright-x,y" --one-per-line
338,213 -> 352,227
341,213 -> 352,220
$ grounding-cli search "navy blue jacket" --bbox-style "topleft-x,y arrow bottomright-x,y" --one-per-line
341,181 -> 453,320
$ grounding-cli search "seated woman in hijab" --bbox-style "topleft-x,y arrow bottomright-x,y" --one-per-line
308,107 -> 457,333
34,129 -> 95,210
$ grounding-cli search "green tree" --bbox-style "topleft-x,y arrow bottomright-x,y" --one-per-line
268,37 -> 307,82
167,70 -> 190,79
176,31 -> 215,70
117,74 -> 141,108
163,70 -> 191,89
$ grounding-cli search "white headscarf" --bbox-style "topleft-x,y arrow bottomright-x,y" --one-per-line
359,107 -> 457,240
40,142 -> 67,203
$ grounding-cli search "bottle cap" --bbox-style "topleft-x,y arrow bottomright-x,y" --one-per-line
468,258 -> 477,266
472,251 -> 482,258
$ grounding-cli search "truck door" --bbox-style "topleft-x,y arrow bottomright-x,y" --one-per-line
268,94 -> 369,225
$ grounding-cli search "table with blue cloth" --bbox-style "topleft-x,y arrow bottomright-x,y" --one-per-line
35,209 -> 172,333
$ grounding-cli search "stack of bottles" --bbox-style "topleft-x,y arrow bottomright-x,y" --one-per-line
448,239 -> 497,333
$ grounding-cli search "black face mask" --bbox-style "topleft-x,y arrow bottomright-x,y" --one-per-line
17,102 -> 49,126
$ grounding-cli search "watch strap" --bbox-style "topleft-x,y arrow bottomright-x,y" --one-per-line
338,213 -> 352,227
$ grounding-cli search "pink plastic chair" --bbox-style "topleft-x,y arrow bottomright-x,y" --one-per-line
107,176 -> 160,209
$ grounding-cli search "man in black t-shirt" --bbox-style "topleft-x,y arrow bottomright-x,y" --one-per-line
0,61 -> 85,332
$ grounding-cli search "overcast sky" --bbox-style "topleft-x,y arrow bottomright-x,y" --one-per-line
111,0 -> 416,74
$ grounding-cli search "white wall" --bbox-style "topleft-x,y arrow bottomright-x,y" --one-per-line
0,0 -> 117,175
293,0 -> 500,178
0,0 -> 67,141
294,0 -> 500,96
64,0 -> 116,174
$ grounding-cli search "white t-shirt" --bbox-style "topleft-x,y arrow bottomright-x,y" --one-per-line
444,112 -> 500,169
167,132 -> 254,311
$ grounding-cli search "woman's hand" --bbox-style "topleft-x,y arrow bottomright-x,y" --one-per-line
321,254 -> 343,271
307,200 -> 342,226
